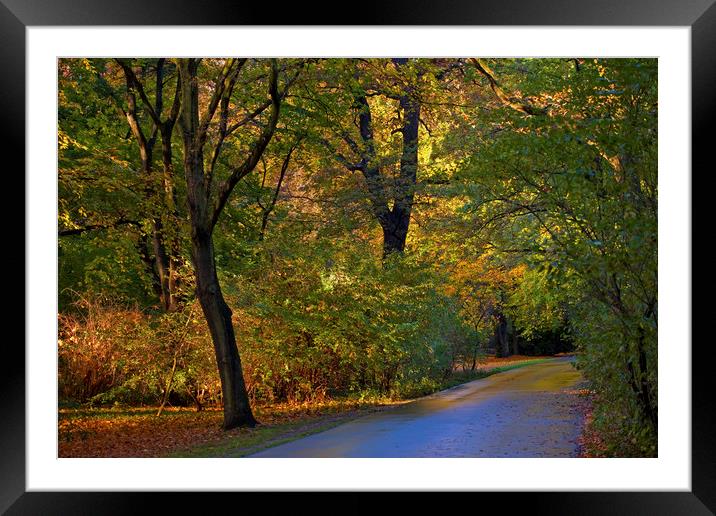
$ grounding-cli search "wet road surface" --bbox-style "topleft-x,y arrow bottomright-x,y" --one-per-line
249,357 -> 586,458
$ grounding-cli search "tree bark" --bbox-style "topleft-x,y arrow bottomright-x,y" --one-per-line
157,69 -> 183,312
626,325 -> 657,432
137,233 -> 164,302
151,220 -> 174,312
192,228 -> 256,428
381,220 -> 407,257
385,59 -> 420,257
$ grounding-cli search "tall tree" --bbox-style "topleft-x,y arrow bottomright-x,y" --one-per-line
58,58 -> 186,312
302,59 -> 423,258
115,58 -> 184,312
354,58 -> 421,258
176,58 -> 298,429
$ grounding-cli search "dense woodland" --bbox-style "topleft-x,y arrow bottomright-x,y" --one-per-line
58,57 -> 657,456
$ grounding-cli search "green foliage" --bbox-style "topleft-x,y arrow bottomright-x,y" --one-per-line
457,58 -> 657,455
231,241 -> 472,403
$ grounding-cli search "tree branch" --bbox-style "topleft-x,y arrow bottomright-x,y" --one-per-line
209,60 -> 283,231
115,59 -> 162,127
469,58 -> 548,116
59,218 -> 140,237
259,136 -> 303,240
198,58 -> 245,148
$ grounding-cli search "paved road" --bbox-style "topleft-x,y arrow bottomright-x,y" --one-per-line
249,357 -> 586,458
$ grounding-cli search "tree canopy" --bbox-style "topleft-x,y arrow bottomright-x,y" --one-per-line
59,57 -> 658,455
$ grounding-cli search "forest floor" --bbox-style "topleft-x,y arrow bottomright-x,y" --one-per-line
575,390 -> 608,457
58,355 -> 586,458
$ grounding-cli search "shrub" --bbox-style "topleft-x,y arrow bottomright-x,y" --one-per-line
58,294 -> 221,408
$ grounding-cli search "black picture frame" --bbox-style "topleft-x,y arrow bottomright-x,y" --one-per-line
5,0 -> 713,513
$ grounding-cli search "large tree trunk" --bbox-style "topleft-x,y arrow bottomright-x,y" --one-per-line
350,59 -> 421,260
381,218 -> 407,257
382,59 -> 420,259
192,229 -> 256,429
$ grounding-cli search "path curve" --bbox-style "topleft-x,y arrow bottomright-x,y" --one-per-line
249,357 -> 587,458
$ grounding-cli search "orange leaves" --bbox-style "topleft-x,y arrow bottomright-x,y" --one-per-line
573,390 -> 609,458
443,285 -> 458,297
58,408 -> 225,458
449,254 -> 524,298
57,399 -> 395,458
508,262 -> 527,281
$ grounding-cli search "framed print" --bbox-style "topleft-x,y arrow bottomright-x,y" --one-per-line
5,0 -> 714,513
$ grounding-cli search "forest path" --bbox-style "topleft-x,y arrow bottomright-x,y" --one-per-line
248,357 -> 587,458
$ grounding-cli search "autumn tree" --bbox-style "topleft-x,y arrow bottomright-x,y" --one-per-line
114,58 -> 184,312
176,58 -> 300,429
58,58 -> 186,312
459,58 -> 658,453
293,59 -> 426,258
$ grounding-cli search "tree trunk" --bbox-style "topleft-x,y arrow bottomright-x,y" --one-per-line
136,234 -> 164,302
511,320 -> 520,355
351,59 -> 421,261
495,314 -> 510,357
193,228 -> 256,429
471,340 -> 479,371
156,356 -> 178,416
382,59 -> 420,259
159,123 -> 181,312
151,220 -> 175,312
626,326 -> 657,432
382,219 -> 407,258
177,59 -> 258,429
120,61 -> 181,314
